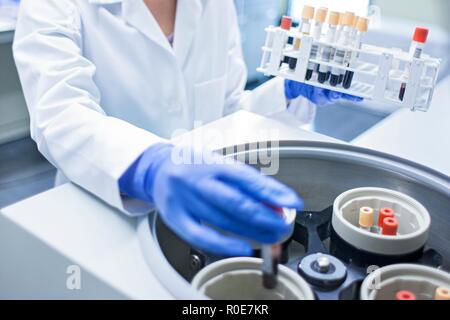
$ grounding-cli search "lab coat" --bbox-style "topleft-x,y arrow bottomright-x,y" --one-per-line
13,0 -> 315,215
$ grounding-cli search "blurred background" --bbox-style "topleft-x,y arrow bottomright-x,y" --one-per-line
1,0 -> 449,207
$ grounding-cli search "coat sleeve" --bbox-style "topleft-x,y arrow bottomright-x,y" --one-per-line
13,0 -> 163,216
222,1 -> 316,125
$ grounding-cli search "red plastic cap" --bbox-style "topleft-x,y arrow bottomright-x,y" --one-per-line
382,217 -> 399,236
413,27 -> 429,43
378,208 -> 395,227
264,203 -> 284,216
280,16 -> 293,30
396,290 -> 416,300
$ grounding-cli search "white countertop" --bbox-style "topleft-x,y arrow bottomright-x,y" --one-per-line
353,76 -> 450,177
0,110 -> 337,299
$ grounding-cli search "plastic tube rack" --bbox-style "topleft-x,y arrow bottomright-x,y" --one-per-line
257,25 -> 441,112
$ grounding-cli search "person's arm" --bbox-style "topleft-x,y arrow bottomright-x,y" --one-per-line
13,0 -> 163,215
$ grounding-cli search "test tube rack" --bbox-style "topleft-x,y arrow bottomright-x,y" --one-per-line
257,25 -> 441,112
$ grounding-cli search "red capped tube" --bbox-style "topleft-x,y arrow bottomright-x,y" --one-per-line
400,27 -> 429,101
396,290 -> 416,300
378,208 -> 395,228
413,27 -> 429,43
280,16 -> 293,30
382,217 -> 399,236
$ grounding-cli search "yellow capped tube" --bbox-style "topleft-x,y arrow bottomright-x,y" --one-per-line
435,287 -> 450,300
359,207 -> 374,230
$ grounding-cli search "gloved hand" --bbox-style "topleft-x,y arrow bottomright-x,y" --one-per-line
285,79 -> 363,106
119,143 -> 303,257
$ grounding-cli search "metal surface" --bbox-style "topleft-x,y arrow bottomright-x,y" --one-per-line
141,140 -> 450,299
298,253 -> 347,288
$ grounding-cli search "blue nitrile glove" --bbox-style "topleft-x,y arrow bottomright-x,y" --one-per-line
119,143 -> 303,257
285,80 -> 363,106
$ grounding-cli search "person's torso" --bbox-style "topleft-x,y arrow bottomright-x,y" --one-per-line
78,0 -> 234,138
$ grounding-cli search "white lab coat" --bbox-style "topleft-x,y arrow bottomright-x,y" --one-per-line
13,0 -> 315,215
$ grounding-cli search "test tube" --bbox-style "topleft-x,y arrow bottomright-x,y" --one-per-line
434,287 -> 450,300
289,6 -> 315,70
305,7 -> 328,80
396,290 -> 417,300
399,27 -> 429,101
359,207 -> 374,231
261,244 -> 281,289
334,12 -> 344,49
317,11 -> 340,83
280,15 -> 293,31
378,207 -> 395,228
338,14 -> 357,85
343,17 -> 369,89
340,13 -> 357,85
279,16 -> 293,66
261,205 -> 286,289
329,12 -> 355,87
350,14 -> 359,42
381,217 -> 399,236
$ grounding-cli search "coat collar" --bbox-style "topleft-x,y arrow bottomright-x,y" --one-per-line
173,0 -> 204,67
89,0 -> 205,67
122,0 -> 173,55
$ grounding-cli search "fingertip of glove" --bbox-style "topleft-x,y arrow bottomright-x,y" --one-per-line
295,196 -> 304,211
328,91 -> 342,101
273,192 -> 304,211
284,79 -> 296,100
342,94 -> 364,102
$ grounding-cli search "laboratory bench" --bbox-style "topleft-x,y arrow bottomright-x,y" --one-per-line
352,75 -> 450,176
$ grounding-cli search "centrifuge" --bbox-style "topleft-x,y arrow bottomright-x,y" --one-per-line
138,140 -> 450,300
1,111 -> 449,300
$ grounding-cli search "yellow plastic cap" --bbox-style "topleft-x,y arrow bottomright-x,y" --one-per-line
435,287 -> 450,300
357,17 -> 369,33
352,16 -> 359,28
342,12 -> 355,26
302,5 -> 315,20
315,7 -> 328,23
359,207 -> 374,228
338,12 -> 344,25
328,11 -> 340,26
